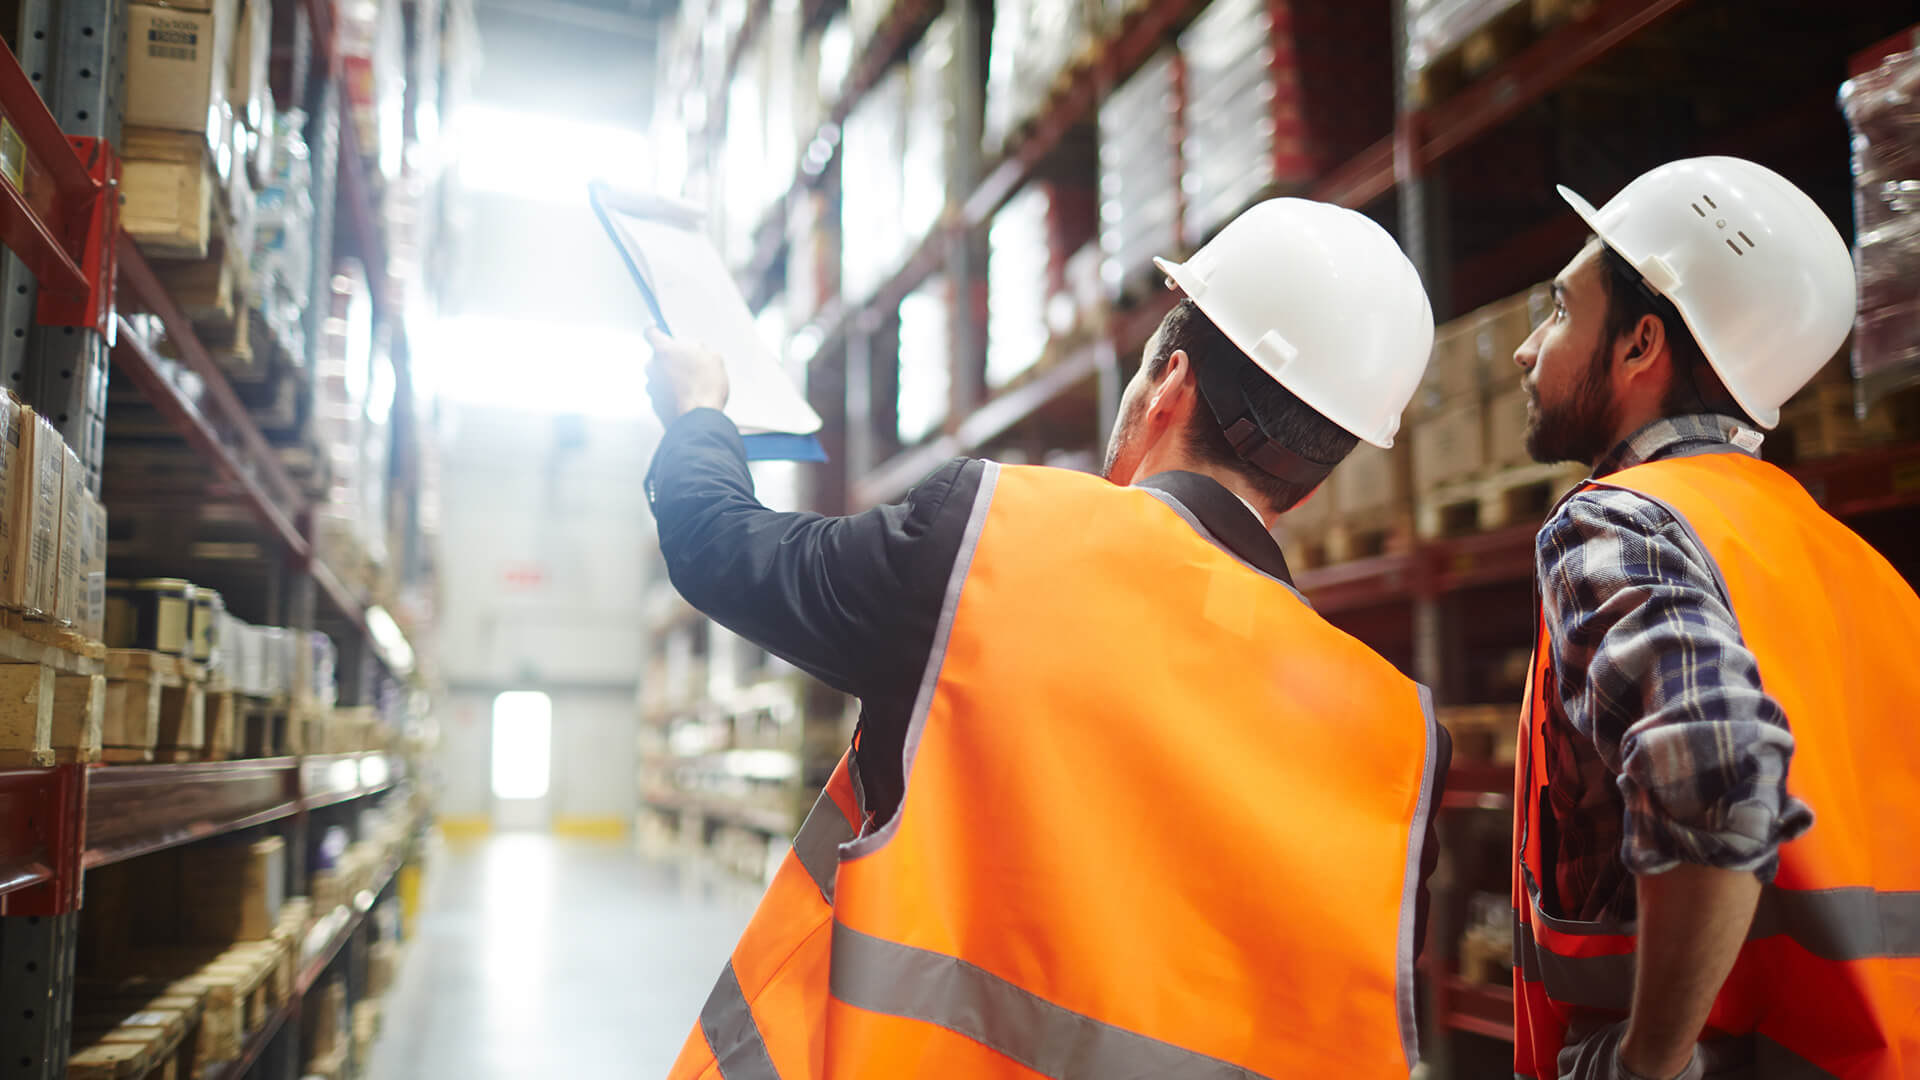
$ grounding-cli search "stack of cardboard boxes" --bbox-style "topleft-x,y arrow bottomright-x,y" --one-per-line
0,393 -> 105,640
1274,284 -> 1554,562
1409,286 -> 1553,493
123,0 -> 271,305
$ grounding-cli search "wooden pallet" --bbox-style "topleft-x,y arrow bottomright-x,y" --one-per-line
120,940 -> 287,1071
1437,704 -> 1520,764
350,998 -> 384,1073
70,990 -> 204,1080
1415,461 -> 1589,541
1458,925 -> 1515,986
0,610 -> 106,766
70,977 -> 211,1080
302,1047 -> 349,1080
1290,508 -> 1416,571
103,652 -> 206,764
244,697 -> 297,758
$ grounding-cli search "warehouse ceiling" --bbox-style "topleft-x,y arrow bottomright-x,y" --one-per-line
473,0 -> 671,38
422,0 -> 667,415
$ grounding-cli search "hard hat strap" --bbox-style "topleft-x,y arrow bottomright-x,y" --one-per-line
1195,355 -> 1338,487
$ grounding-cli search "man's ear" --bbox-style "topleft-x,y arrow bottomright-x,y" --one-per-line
1147,349 -> 1196,421
1622,313 -> 1666,367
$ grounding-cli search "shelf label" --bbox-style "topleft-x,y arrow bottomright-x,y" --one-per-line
0,119 -> 23,194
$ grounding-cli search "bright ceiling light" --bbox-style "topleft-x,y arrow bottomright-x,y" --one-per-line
422,315 -> 658,418
453,105 -> 650,204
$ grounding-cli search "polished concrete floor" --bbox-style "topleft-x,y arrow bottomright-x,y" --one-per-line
367,831 -> 763,1078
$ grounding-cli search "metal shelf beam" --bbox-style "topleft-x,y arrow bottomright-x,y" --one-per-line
0,34 -> 100,298
1311,0 -> 1696,213
83,758 -> 301,870
108,310 -> 309,562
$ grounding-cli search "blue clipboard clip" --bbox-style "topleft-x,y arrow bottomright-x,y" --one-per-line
590,180 -> 828,464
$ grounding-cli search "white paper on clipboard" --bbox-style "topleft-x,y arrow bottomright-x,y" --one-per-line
590,182 -> 824,458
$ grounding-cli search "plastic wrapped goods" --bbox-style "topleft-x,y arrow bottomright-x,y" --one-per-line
902,16 -> 956,250
988,187 -> 1052,388
1841,47 -> 1920,402
984,0 -> 1100,150
898,276 -> 953,444
251,111 -> 315,369
1404,0 -> 1526,90
1181,0 -> 1277,245
839,68 -> 909,302
1099,48 -> 1181,292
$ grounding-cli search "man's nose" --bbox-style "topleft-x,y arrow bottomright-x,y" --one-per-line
1514,323 -> 1544,372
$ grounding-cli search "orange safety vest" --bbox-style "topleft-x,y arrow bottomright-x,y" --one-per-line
1513,451 -> 1920,1079
671,463 -> 1440,1079
669,753 -> 861,1080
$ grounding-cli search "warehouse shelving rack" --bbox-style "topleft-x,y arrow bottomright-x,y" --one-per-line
0,0 -> 434,1074
668,0 -> 1920,1068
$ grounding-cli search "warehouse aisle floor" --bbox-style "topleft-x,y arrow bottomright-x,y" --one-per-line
367,831 -> 762,1078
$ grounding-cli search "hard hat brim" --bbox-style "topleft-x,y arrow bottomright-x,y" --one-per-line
1554,180 -> 1784,429
1556,184 -> 1604,235
1152,255 -> 1199,302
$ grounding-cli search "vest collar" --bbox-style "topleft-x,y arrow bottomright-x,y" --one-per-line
1593,414 -> 1760,478
1136,471 -> 1296,585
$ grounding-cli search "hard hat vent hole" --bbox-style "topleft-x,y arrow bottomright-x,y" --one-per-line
1702,194 -> 1718,209
1692,202 -> 1706,217
1726,238 -> 1744,256
1738,230 -> 1755,249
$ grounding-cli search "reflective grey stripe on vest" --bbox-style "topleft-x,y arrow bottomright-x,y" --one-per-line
830,922 -> 1273,1079
1516,888 -> 1920,1008
1395,684 -> 1443,1071
792,787 -> 856,904
700,961 -> 782,1080
841,461 -> 1002,863
1516,886 -> 1920,1009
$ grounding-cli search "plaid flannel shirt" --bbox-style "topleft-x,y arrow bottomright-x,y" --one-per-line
1534,414 -> 1815,922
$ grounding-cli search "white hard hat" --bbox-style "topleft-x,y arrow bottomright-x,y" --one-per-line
1153,198 -> 1434,448
1557,157 -> 1856,429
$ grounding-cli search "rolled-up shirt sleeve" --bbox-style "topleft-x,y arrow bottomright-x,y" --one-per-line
1537,489 -> 1814,879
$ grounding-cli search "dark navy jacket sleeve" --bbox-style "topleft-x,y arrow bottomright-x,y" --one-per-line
645,408 -> 983,816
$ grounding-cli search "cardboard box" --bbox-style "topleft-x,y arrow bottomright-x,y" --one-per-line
228,0 -> 270,133
1412,401 -> 1488,494
124,0 -> 236,139
1278,475 -> 1337,534
1471,287 -> 1550,385
0,394 -> 22,609
7,411 -> 65,615
121,127 -> 216,258
1411,284 -> 1551,420
54,444 -> 83,626
179,836 -> 285,943
82,493 -> 107,640
1332,442 -> 1411,518
1487,386 -> 1534,472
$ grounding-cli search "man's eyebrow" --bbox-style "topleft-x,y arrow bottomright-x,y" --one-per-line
1550,280 -> 1566,301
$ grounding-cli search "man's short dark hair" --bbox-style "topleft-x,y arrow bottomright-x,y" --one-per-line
1593,243 -> 1754,426
1145,299 -> 1358,512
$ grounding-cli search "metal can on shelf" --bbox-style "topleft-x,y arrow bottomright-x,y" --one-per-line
192,587 -> 226,667
102,578 -> 134,649
106,578 -> 197,656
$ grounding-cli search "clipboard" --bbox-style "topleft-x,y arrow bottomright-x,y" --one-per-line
590,181 -> 827,462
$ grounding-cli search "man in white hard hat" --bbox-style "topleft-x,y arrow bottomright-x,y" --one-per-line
647,198 -> 1451,1079
1509,156 -> 1920,1080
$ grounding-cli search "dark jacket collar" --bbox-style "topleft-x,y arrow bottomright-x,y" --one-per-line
1136,471 -> 1295,585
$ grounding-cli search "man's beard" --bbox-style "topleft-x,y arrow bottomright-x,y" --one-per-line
1102,389 -> 1148,480
1525,340 -> 1619,466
